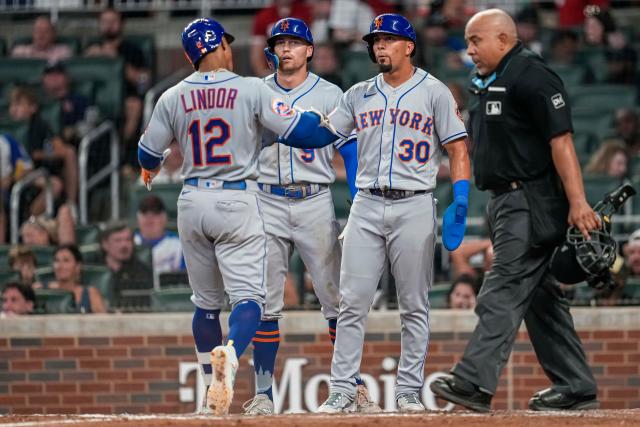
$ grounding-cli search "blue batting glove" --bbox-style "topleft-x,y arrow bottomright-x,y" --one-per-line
442,180 -> 469,251
264,47 -> 279,71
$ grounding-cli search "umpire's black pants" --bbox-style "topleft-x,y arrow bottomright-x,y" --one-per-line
452,189 -> 597,396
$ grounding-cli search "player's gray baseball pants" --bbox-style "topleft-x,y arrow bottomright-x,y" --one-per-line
257,188 -> 341,320
331,190 -> 436,399
177,182 -> 266,310
452,189 -> 597,396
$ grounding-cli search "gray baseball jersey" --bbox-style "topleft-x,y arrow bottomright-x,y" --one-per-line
259,72 -> 346,185
329,68 -> 467,191
326,68 -> 468,401
140,70 -> 302,311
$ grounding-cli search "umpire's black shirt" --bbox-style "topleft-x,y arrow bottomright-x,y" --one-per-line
469,42 -> 573,191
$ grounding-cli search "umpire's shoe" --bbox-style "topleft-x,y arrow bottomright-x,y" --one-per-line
430,374 -> 492,413
317,392 -> 356,414
528,388 -> 600,411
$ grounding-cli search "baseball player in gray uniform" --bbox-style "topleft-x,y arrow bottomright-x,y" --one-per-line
278,14 -> 472,413
138,18 -> 322,416
243,18 -> 378,416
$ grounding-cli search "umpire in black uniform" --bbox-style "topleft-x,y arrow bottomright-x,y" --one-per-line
431,9 -> 600,412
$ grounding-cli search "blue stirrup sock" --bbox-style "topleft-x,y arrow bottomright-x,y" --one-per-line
328,318 -> 363,385
227,299 -> 262,358
252,320 -> 280,401
192,307 -> 223,386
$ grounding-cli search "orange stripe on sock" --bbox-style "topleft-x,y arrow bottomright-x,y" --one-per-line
253,337 -> 281,343
328,328 -> 336,333
256,330 -> 280,336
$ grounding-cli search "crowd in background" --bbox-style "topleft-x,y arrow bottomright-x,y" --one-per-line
2,0 -> 640,315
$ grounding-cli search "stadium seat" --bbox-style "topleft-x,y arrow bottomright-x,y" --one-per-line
0,270 -> 19,284
340,52 -> 377,89
159,271 -> 189,288
75,223 -> 101,246
625,278 -> 640,303
572,131 -> 597,165
31,246 -> 55,267
0,245 -> 10,268
571,282 -> 595,306
582,175 -> 622,205
35,265 -> 113,305
575,48 -> 608,83
569,85 -> 637,115
467,185 -> 490,219
86,35 -> 156,80
550,64 -> 587,88
39,100 -> 62,135
0,58 -> 47,87
330,180 -> 352,220
151,287 -> 193,312
571,110 -> 614,140
62,57 -> 125,120
429,283 -> 450,309
434,179 -> 452,217
0,120 -> 29,147
128,183 -> 181,222
33,289 -> 75,314
0,38 -> 6,56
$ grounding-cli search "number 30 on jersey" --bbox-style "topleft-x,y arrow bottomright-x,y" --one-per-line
397,139 -> 430,163
188,118 -> 232,166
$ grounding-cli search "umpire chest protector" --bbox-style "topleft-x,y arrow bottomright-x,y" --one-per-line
469,42 -> 572,191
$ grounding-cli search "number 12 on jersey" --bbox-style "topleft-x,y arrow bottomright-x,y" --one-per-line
188,118 -> 232,166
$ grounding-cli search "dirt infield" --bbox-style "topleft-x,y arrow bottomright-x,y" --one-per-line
1,410 -> 639,427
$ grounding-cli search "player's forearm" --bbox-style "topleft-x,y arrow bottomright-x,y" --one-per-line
338,139 -> 358,198
444,138 -> 471,183
551,132 -> 587,204
282,112 -> 336,149
138,145 -> 162,171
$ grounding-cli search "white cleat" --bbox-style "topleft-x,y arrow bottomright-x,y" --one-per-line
397,392 -> 426,413
317,392 -> 356,414
243,393 -> 274,415
355,384 -> 382,413
207,344 -> 239,415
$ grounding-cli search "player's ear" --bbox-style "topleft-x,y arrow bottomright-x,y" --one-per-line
306,45 -> 313,61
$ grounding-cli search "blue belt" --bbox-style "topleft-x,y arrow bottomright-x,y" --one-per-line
259,183 -> 326,199
184,177 -> 247,190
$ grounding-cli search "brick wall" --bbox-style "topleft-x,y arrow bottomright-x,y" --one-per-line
0,310 -> 638,414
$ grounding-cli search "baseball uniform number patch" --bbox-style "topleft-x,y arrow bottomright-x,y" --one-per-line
188,118 -> 232,166
397,139 -> 430,163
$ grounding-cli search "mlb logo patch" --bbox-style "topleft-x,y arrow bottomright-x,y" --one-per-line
486,101 -> 501,116
551,93 -> 565,109
272,98 -> 295,117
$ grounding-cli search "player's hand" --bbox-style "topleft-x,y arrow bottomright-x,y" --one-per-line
442,195 -> 468,251
141,148 -> 171,191
301,107 -> 339,136
568,198 -> 601,240
264,48 -> 279,71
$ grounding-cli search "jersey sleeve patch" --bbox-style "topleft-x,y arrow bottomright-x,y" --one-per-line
272,98 -> 295,117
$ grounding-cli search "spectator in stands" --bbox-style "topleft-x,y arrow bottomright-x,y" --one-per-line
447,274 -> 478,309
515,6 -> 542,56
1,282 -> 35,317
449,238 -> 493,280
614,108 -> 640,155
419,12 -> 466,71
547,29 -> 589,73
584,139 -> 628,179
134,195 -> 184,287
85,8 -> 150,166
41,62 -> 90,145
39,244 -> 107,314
10,16 -> 72,63
328,0 -> 374,52
19,205 -> 76,246
623,229 -> 640,277
309,0 -> 332,43
8,87 -> 78,214
100,221 -> 153,304
311,43 -> 342,88
8,245 -> 40,287
251,0 -> 313,76
0,133 -> 32,244
137,140 -> 182,185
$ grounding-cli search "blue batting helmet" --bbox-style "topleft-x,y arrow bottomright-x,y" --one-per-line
181,18 -> 235,68
267,17 -> 314,61
362,14 -> 417,62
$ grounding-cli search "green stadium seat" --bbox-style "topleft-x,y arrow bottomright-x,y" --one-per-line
583,175 -> 622,206
0,38 -> 6,56
151,287 -> 193,312
128,183 -> 181,222
550,64 -> 587,88
571,110 -> 614,140
340,52 -> 377,90
467,185 -> 490,218
434,179 -> 452,217
0,120 -> 29,147
75,224 -> 101,246
569,85 -> 637,115
625,279 -> 640,303
0,270 -> 19,285
39,100 -> 62,135
81,265 -> 114,304
86,35 -> 156,79
159,271 -> 189,288
62,57 -> 124,120
429,283 -> 450,309
330,180 -> 352,220
135,245 -> 152,268
572,131 -> 597,165
575,48 -> 608,83
0,245 -> 10,269
34,289 -> 75,314
571,282 -> 595,306
0,58 -> 47,87
31,246 -> 55,268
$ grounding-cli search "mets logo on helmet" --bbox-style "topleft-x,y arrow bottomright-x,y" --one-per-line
374,17 -> 383,29
196,40 -> 206,53
272,98 -> 295,117
281,19 -> 290,31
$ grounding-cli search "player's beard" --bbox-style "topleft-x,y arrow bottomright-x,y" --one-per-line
378,62 -> 392,73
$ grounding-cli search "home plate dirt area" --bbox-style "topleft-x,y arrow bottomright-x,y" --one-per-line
1,410 -> 639,427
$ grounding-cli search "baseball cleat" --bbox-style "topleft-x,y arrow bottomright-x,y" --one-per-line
397,392 -> 426,413
355,384 -> 382,413
317,392 -> 356,414
243,394 -> 274,415
207,344 -> 238,415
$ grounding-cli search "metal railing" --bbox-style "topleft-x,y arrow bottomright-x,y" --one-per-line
78,121 -> 120,225
143,67 -> 191,128
10,168 -> 54,244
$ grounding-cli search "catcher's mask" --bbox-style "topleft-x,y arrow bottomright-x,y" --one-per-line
550,217 -> 617,284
